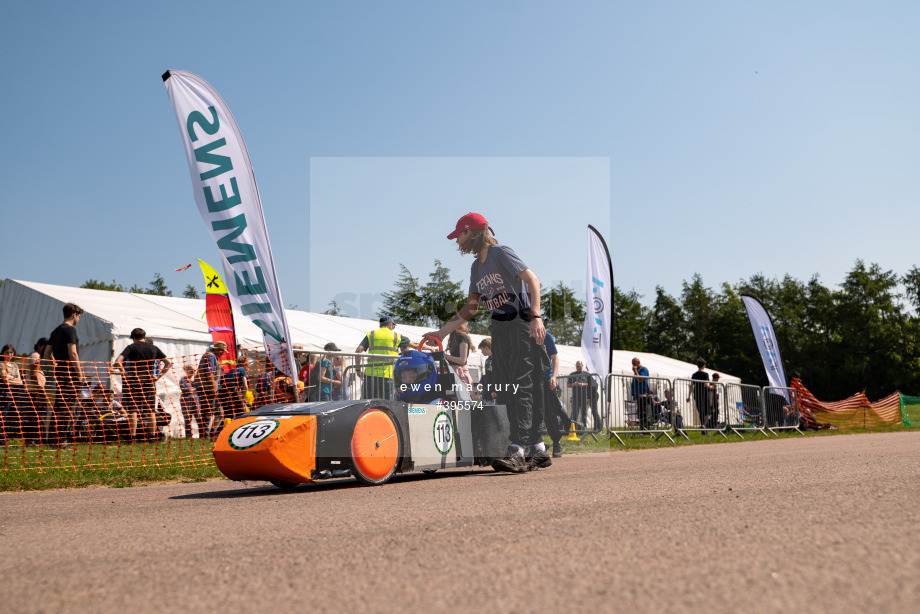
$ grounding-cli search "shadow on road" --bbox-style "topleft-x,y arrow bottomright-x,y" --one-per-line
170,466 -> 506,499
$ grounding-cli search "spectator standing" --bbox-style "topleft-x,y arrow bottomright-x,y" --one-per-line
22,338 -> 49,444
1,344 -> 26,441
687,358 -> 712,431
113,328 -> 171,441
631,357 -> 653,429
540,328 -> 570,458
194,342 -> 225,439
254,357 -> 276,408
43,302 -> 86,449
317,343 -> 342,401
355,316 -> 415,400
477,338 -> 496,405
331,355 -> 345,401
445,323 -> 476,396
568,361 -> 590,429
431,212 -> 551,473
709,372 -> 722,429
299,354 -> 315,401
220,355 -> 250,419
178,364 -> 202,438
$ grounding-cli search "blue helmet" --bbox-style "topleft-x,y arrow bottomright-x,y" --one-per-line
393,350 -> 439,402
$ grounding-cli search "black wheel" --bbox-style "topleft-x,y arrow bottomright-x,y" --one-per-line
351,409 -> 401,486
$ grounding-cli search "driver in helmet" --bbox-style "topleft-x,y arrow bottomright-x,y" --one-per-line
393,350 -> 440,404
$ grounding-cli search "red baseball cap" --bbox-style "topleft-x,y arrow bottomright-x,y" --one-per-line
447,212 -> 494,240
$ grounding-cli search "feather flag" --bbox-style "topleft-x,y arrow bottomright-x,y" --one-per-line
199,259 -> 238,372
581,225 -> 613,377
164,69 -> 299,385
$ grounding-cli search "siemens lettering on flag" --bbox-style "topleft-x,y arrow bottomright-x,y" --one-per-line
741,295 -> 789,400
581,225 -> 613,376
163,70 -> 298,384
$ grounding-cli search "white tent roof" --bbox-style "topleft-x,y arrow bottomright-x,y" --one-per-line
0,279 -> 739,383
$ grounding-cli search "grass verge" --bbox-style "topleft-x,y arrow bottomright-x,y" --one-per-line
1,425 -> 914,492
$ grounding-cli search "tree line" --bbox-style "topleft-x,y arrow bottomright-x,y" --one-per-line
78,258 -> 920,401
81,274 -> 199,299
377,259 -> 920,400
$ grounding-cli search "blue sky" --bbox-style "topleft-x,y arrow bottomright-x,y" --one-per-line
3,1 -> 918,318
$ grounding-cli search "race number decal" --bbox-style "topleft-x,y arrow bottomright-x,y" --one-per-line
229,419 -> 280,450
432,411 -> 453,455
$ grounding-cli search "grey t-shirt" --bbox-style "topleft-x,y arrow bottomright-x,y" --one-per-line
469,244 -> 531,316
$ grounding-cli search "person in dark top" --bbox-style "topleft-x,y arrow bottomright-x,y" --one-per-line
631,357 -> 653,430
540,328 -> 570,457
43,302 -> 86,449
687,358 -> 712,431
254,356 -> 275,408
568,361 -> 590,428
709,372 -> 722,429
431,212 -> 550,473
178,364 -> 202,438
113,328 -> 171,441
219,355 -> 249,420
194,342 -> 225,439
476,338 -> 496,404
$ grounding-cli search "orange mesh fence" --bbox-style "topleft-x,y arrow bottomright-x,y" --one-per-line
0,344 -> 299,473
791,378 -> 902,430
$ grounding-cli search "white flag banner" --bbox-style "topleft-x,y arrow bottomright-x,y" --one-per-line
741,295 -> 789,401
581,225 -> 613,377
163,70 -> 298,384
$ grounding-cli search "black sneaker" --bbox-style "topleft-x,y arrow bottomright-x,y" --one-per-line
491,447 -> 528,473
526,446 -> 552,470
552,442 -> 563,458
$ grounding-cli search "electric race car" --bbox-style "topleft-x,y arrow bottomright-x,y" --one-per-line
213,336 -> 511,488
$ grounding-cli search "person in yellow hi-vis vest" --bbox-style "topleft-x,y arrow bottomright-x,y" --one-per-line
355,315 -> 417,400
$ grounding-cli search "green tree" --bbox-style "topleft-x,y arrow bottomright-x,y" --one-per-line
145,273 -> 172,297
903,265 -> 920,313
324,300 -> 343,316
182,284 -> 200,299
541,282 -> 585,345
679,274 -> 715,362
420,259 -> 465,327
81,279 -> 127,292
612,287 -> 647,351
832,260 -> 906,398
708,283 -> 760,384
380,264 -> 426,325
645,286 -> 685,359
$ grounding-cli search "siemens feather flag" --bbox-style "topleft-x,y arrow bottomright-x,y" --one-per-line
581,225 -> 613,377
163,70 -> 298,384
742,295 -> 789,400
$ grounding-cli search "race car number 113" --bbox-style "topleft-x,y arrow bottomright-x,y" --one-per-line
229,420 -> 280,450
433,411 -> 453,455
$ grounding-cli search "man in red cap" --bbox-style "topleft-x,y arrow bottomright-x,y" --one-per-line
431,213 -> 551,473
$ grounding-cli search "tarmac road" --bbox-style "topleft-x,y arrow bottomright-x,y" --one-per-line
1,431 -> 918,614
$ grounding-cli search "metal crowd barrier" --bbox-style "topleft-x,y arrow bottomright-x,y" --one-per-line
763,386 -> 804,435
604,373 -> 676,444
671,378 -> 728,438
317,352 -> 399,401
555,372 -> 605,440
722,382 -> 769,438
